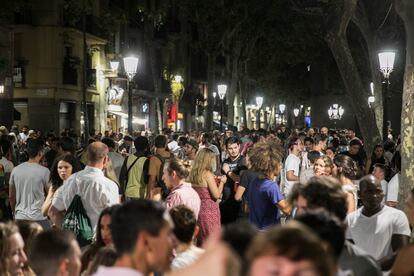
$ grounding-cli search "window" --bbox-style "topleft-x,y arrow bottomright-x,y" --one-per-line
13,67 -> 24,87
62,47 -> 79,86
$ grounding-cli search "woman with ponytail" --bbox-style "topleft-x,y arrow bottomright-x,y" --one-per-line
164,158 -> 201,219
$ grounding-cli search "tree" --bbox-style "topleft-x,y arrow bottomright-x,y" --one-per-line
289,0 -> 385,154
395,0 -> 414,207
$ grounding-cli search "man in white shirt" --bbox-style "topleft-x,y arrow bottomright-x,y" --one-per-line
170,206 -> 204,270
387,154 -> 401,208
283,137 -> 303,196
0,139 -> 14,175
49,142 -> 119,231
19,125 -> 29,143
102,137 -> 125,180
9,139 -> 50,229
346,175 -> 410,271
371,163 -> 388,204
386,172 -> 400,207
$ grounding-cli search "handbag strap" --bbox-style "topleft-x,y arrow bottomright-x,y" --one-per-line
125,155 -> 140,186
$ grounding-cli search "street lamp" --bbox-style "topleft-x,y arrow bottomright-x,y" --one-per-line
256,96 -> 263,129
279,104 -> 286,124
378,52 -> 395,79
110,61 -> 119,71
368,82 -> 375,108
256,96 -> 263,109
328,104 -> 344,121
212,91 -> 217,107
123,56 -> 139,134
217,84 -> 227,131
378,51 -> 395,141
293,108 -> 300,117
174,75 -> 183,83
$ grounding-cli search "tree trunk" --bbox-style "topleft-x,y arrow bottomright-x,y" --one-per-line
227,41 -> 242,127
323,0 -> 381,155
204,53 -> 215,130
326,34 -> 381,155
352,4 -> 384,137
395,0 -> 414,208
367,39 -> 384,137
239,78 -> 248,129
156,97 -> 162,133
144,12 -> 163,133
149,46 -> 163,131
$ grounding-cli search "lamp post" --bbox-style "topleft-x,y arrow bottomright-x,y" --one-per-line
293,108 -> 300,128
368,82 -> 375,108
218,84 -> 227,131
171,74 -> 184,131
110,61 -> 119,71
255,96 -> 263,129
378,51 -> 395,141
123,56 -> 139,134
328,104 -> 344,127
293,108 -> 300,117
279,104 -> 286,125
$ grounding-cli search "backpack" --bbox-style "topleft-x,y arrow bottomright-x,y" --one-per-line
61,194 -> 93,247
0,165 -> 11,222
154,153 -> 172,200
123,155 -> 149,199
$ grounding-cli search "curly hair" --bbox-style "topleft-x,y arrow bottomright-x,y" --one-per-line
247,141 -> 283,178
333,154 -> 358,180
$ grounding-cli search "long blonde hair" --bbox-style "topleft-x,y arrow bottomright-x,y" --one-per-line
188,148 -> 216,186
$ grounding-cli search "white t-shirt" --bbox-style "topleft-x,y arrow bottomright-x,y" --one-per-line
9,162 -> 50,220
52,166 -> 119,232
380,179 -> 388,204
168,140 -> 179,152
108,151 -> 125,179
387,173 -> 399,202
171,245 -> 204,270
199,144 -> 220,156
19,132 -> 28,142
346,206 -> 410,260
0,157 -> 14,173
300,168 -> 314,184
283,154 -> 301,196
301,151 -> 309,170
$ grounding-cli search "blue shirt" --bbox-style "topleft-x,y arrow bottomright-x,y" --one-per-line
247,177 -> 284,229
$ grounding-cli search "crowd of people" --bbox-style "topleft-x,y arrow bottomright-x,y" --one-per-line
0,123 -> 413,276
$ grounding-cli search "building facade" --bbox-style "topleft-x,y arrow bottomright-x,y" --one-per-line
12,0 -> 109,136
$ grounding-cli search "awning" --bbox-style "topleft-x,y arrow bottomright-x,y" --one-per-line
108,110 -> 147,125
